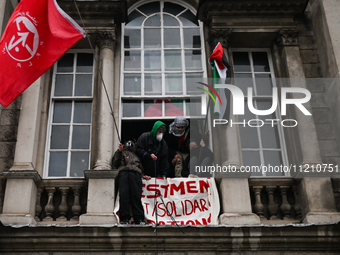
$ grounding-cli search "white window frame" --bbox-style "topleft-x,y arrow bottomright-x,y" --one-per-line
120,0 -> 207,124
43,50 -> 95,179
231,48 -> 289,177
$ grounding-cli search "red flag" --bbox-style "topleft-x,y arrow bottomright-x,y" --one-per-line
0,0 -> 85,107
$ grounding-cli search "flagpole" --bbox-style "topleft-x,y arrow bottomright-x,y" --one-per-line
72,0 -> 121,143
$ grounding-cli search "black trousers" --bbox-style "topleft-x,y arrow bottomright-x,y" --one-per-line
118,170 -> 144,222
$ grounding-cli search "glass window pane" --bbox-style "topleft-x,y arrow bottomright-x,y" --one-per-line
242,151 -> 262,177
144,51 -> 161,71
144,100 -> 162,117
138,2 -> 160,16
263,151 -> 284,176
186,98 -> 202,117
124,74 -> 141,95
179,10 -> 198,26
234,73 -> 253,95
123,100 -> 141,117
165,99 -> 183,116
244,101 -> 256,121
260,124 -> 280,149
164,28 -> 181,48
124,51 -> 141,71
186,73 -> 203,94
239,126 -> 259,148
76,53 -> 93,72
164,2 -> 185,16
53,101 -> 72,123
126,10 -> 145,27
72,126 -> 91,149
145,14 -> 161,26
144,28 -> 161,48
70,152 -> 89,177
252,52 -> 270,72
48,152 -> 68,177
243,151 -> 261,166
233,52 -> 251,72
255,74 -> 273,95
165,50 -> 181,71
57,53 -> 74,72
54,74 -> 73,96
165,73 -> 182,95
51,125 -> 70,149
145,73 -> 162,95
74,102 -> 92,123
164,14 -> 179,26
183,28 -> 200,48
185,50 -> 202,70
125,29 -> 141,48
256,100 -> 277,120
75,74 -> 92,96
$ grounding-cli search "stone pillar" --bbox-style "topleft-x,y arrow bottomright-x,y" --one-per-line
278,29 -> 340,224
93,30 -> 116,170
80,29 -> 118,225
0,78 -> 44,225
79,170 -> 118,225
208,29 -> 260,225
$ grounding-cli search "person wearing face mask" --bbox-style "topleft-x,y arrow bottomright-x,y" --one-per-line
166,116 -> 200,177
112,137 -> 151,224
136,121 -> 169,177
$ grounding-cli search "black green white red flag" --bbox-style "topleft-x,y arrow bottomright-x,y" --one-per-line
209,42 -> 231,118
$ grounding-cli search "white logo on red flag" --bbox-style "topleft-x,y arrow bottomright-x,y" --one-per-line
5,15 -> 39,62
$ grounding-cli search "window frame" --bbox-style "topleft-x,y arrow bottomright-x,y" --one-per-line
43,50 -> 95,179
231,48 -> 289,177
120,0 -> 207,122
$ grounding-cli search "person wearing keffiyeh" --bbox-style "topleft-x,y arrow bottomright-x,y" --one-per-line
166,117 -> 200,177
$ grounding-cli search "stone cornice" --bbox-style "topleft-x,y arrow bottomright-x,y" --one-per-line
1,223 -> 340,252
57,0 -> 127,25
197,0 -> 309,23
2,170 -> 42,185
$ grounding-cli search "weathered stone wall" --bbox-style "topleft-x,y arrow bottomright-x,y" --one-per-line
298,5 -> 340,211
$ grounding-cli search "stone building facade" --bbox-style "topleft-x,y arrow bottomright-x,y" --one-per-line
1,0 -> 340,253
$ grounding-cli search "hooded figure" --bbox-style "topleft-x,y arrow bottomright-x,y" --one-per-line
112,137 -> 146,224
136,121 -> 169,177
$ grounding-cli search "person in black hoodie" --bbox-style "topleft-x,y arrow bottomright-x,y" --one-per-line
136,121 -> 169,177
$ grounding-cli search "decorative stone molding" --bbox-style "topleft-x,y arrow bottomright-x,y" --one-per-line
207,28 -> 233,49
98,29 -> 116,50
277,29 -> 300,47
197,0 -> 309,22
84,169 -> 118,179
2,170 -> 42,186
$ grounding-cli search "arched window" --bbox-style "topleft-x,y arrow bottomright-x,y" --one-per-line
121,1 -> 206,138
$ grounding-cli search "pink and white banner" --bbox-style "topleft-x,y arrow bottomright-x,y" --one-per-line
114,178 -> 220,225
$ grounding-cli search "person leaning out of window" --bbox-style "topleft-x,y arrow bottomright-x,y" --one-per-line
136,121 -> 169,177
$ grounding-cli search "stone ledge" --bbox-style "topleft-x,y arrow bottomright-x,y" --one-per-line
2,169 -> 41,185
219,213 -> 261,225
84,169 -> 118,179
0,214 -> 36,226
302,212 -> 340,224
79,213 -> 118,225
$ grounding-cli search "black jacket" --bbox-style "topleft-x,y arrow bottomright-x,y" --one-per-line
136,132 -> 169,177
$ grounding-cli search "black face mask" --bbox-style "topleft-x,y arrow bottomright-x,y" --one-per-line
125,140 -> 136,152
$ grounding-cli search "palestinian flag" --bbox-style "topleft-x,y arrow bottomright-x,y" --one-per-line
209,42 -> 231,119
